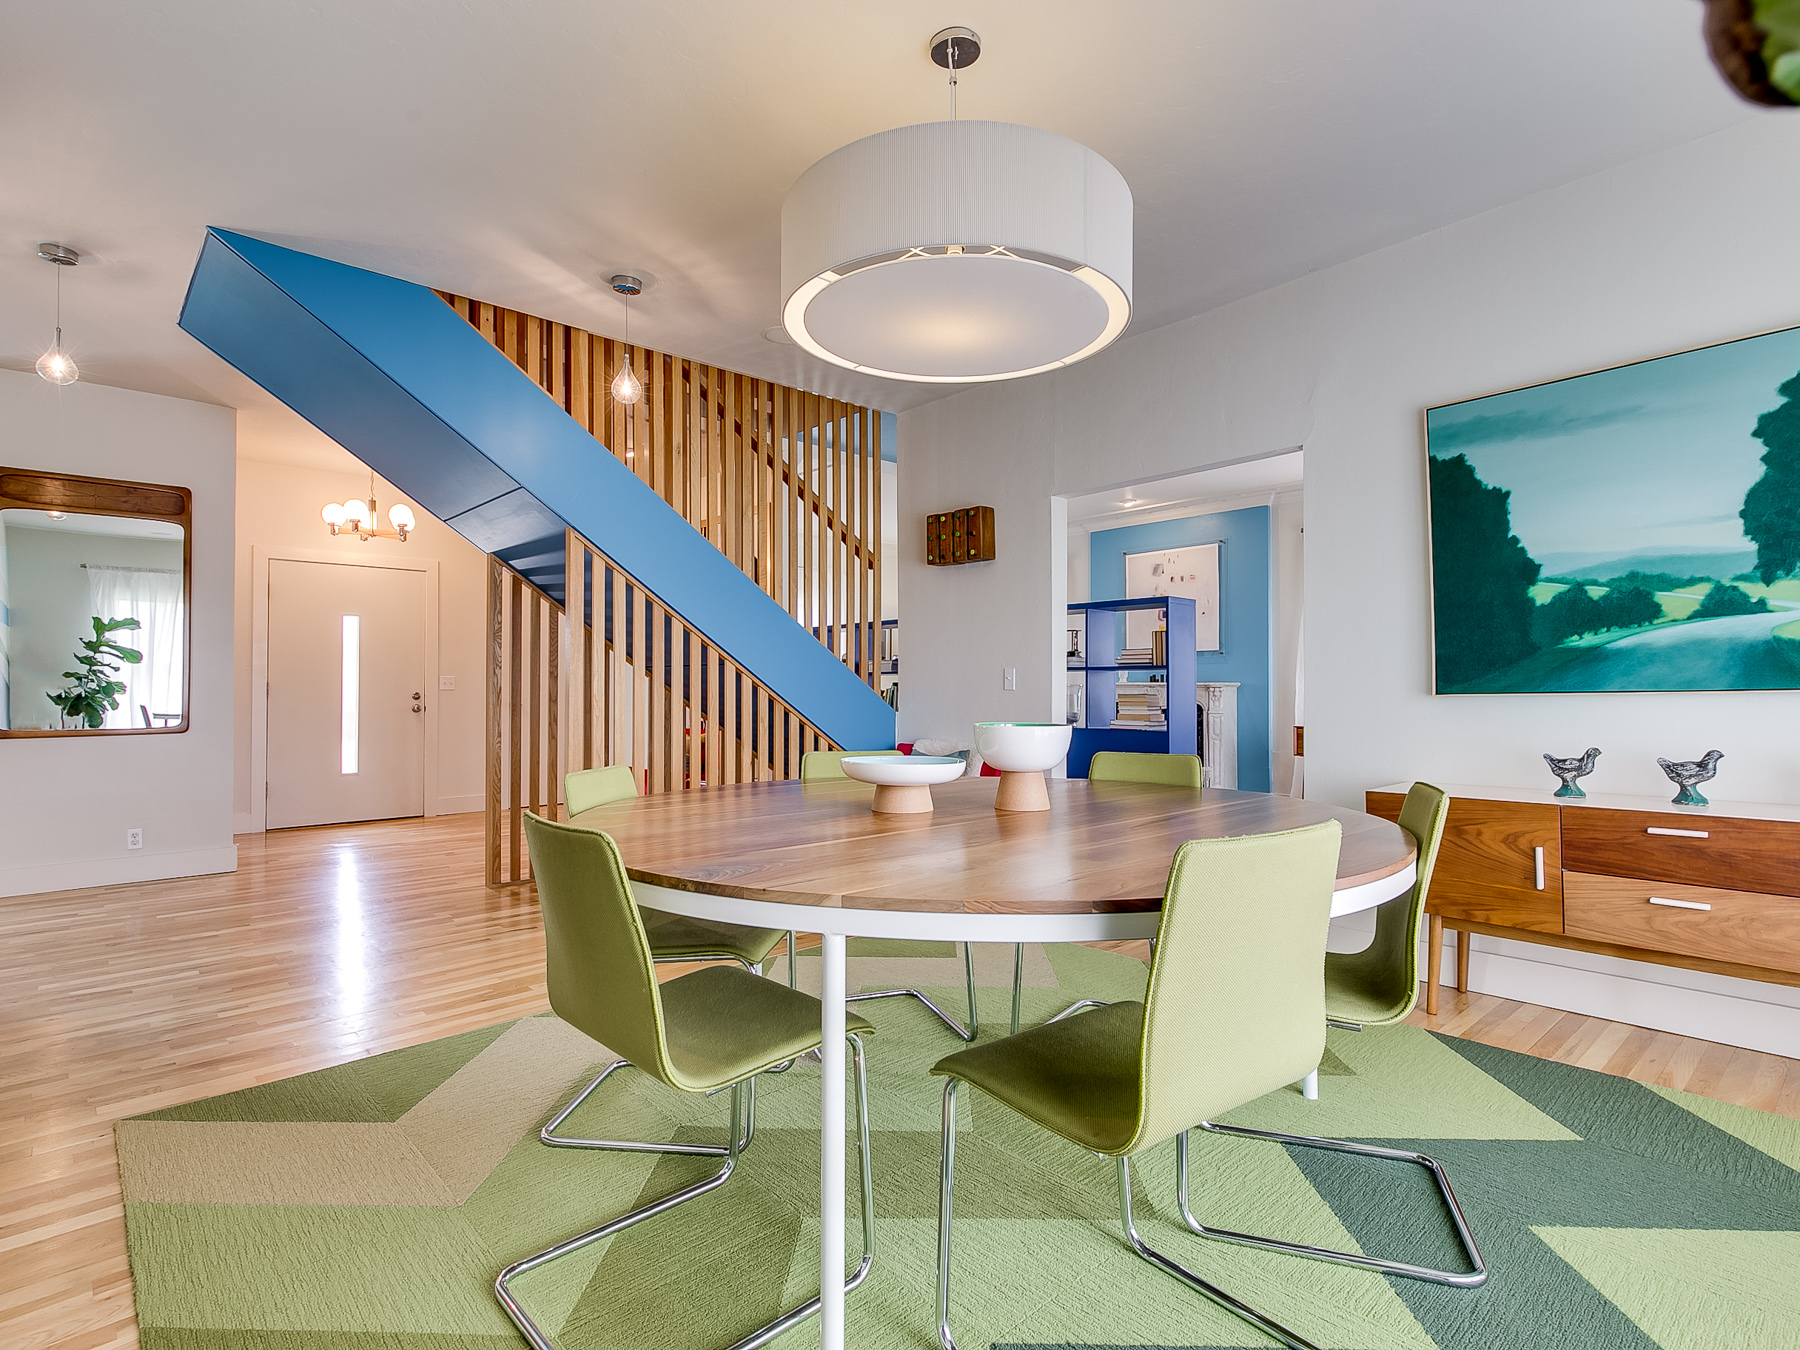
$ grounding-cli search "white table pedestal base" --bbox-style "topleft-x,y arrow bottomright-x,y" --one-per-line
819,933 -> 846,1350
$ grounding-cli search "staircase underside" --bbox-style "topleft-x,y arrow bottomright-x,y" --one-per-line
180,228 -> 893,750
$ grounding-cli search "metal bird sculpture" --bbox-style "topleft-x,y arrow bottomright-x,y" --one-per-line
1543,747 -> 1601,798
1657,750 -> 1724,806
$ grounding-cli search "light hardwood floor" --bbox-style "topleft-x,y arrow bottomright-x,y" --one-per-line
4,815 -> 1796,1350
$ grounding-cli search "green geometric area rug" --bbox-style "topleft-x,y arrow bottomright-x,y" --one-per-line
117,943 -> 1800,1350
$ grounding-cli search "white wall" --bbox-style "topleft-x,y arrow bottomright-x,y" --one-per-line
233,457 -> 489,831
900,115 -> 1800,1054
0,370 -> 236,897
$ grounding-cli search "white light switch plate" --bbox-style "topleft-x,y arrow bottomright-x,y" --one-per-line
1003,667 -> 1017,691
439,675 -> 456,690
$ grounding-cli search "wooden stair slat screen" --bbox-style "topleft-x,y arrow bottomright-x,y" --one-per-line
486,530 -> 838,887
439,291 -> 882,686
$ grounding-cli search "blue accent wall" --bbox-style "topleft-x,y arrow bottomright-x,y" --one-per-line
1089,507 -> 1272,791
179,229 -> 893,750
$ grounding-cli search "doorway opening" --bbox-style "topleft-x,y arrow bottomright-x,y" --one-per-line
1061,449 -> 1304,794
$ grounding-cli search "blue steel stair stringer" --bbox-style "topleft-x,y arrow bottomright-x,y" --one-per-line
180,229 -> 893,751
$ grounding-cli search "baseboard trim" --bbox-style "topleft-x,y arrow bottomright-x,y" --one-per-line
233,812 -> 261,835
0,844 -> 240,900
430,794 -> 484,817
1330,912 -> 1800,1059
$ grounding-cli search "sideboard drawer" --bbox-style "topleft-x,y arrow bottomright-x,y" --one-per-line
1563,871 -> 1800,974
1561,808 -> 1800,896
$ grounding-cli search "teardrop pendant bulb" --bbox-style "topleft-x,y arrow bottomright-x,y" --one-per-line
610,358 -> 643,405
37,326 -> 78,385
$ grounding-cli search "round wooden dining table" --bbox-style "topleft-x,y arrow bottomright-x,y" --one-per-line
567,775 -> 1416,1350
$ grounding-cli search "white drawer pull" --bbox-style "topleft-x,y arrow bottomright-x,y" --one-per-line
1646,826 -> 1709,838
1648,895 -> 1712,911
1534,846 -> 1545,891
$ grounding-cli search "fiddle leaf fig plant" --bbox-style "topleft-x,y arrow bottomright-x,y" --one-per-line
47,616 -> 142,729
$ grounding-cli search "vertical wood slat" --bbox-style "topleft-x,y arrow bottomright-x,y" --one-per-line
508,572 -> 522,881
872,410 -> 883,692
548,606 -> 560,817
485,557 -> 502,886
564,528 -> 587,773
529,596 -> 542,819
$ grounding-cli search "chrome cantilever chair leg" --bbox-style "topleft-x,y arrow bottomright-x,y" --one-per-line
847,941 -> 980,1042
937,1076 -> 1320,1350
1117,1155 -> 1325,1350
499,1033 -> 876,1350
1010,943 -> 1024,1035
1175,1122 -> 1487,1287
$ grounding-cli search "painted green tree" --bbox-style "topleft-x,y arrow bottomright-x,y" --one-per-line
1430,452 -> 1541,688
1533,582 -> 1604,646
1693,581 -> 1771,618
1742,370 -> 1800,584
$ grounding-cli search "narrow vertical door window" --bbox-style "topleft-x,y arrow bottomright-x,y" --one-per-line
341,615 -> 360,774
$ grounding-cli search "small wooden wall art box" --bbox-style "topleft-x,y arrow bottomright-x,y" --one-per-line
925,506 -> 996,566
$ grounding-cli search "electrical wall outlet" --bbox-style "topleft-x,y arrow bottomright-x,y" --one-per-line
1003,667 -> 1017,691
126,828 -> 144,850
439,675 -> 457,690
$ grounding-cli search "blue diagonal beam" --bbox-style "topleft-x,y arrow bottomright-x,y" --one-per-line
180,228 -> 893,750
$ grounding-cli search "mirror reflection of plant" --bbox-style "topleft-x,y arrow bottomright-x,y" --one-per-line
47,616 -> 142,729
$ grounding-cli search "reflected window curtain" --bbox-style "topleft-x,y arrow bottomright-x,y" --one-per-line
85,565 -> 184,728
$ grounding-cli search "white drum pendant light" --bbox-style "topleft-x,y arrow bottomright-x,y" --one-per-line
781,28 -> 1132,384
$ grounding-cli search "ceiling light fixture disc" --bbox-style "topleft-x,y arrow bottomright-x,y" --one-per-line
609,274 -> 643,295
781,120 -> 1132,383
929,27 -> 981,70
37,243 -> 79,266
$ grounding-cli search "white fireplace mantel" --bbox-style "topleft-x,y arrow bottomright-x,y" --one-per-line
1196,682 -> 1240,789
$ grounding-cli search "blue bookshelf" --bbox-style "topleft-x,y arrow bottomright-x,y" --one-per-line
1065,597 -> 1197,777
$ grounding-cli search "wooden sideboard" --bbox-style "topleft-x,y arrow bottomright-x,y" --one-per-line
1367,782 -> 1800,1014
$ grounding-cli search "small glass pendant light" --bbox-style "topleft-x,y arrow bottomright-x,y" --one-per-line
35,244 -> 80,386
608,273 -> 643,405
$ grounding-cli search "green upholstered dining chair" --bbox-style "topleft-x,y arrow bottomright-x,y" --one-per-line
554,767 -> 798,1145
1088,750 -> 1204,788
1169,780 -> 1482,1291
564,765 -> 795,988
497,812 -> 877,1350
932,822 -> 1346,1350
800,749 -> 980,1044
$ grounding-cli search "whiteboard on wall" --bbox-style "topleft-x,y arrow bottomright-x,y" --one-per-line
1125,543 -> 1221,653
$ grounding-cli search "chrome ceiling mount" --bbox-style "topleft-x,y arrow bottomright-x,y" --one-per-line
608,273 -> 643,295
929,27 -> 981,70
37,242 -> 80,266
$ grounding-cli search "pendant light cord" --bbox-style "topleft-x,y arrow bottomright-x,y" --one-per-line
948,41 -> 958,120
54,262 -> 63,353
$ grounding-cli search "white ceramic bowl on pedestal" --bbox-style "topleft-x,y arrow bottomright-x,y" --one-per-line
973,723 -> 1072,812
840,755 -> 967,814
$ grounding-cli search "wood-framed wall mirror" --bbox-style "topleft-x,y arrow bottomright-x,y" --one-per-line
0,468 -> 192,736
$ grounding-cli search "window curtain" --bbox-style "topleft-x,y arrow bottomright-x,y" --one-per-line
86,565 -> 184,729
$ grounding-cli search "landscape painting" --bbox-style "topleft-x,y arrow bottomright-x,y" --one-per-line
1427,322 -> 1800,693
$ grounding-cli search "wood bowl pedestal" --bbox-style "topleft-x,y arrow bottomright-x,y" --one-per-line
973,723 -> 1074,813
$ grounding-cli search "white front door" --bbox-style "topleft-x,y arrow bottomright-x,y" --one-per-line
267,559 -> 427,829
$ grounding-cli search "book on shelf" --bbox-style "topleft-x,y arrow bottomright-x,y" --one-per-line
1117,646 -> 1155,665
1110,718 -> 1169,730
1152,628 -> 1166,667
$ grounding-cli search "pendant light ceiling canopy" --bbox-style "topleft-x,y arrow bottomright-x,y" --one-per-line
781,30 -> 1132,385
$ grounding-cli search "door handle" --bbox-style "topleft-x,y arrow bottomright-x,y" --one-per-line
413,703 -> 423,712
412,691 -> 423,713
1533,846 -> 1545,890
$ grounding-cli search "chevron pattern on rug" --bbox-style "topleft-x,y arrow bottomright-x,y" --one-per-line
117,943 -> 1800,1350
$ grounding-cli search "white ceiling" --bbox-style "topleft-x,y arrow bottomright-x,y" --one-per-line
1066,450 -> 1304,529
0,0 -> 1758,470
